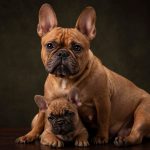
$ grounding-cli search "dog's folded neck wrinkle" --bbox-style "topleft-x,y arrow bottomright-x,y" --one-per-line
72,51 -> 94,85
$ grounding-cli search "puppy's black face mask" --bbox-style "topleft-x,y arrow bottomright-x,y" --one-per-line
48,110 -> 75,135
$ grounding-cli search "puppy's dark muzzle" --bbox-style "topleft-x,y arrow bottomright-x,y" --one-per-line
52,120 -> 74,135
56,118 -> 64,125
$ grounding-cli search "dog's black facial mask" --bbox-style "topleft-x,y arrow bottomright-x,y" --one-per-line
44,37 -> 83,78
45,45 -> 80,77
48,110 -> 75,135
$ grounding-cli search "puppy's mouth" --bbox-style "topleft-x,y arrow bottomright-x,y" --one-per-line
49,110 -> 75,135
52,124 -> 74,135
45,51 -> 79,77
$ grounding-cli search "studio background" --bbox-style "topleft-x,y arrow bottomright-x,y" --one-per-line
0,0 -> 150,127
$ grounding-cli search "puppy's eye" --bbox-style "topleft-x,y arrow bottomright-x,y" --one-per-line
72,43 -> 82,52
64,110 -> 74,116
68,112 -> 75,116
46,42 -> 55,50
48,115 -> 55,120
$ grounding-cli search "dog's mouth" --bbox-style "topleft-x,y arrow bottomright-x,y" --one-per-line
45,55 -> 79,77
51,64 -> 71,77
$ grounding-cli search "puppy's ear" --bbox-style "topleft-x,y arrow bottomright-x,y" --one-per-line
34,95 -> 48,111
75,6 -> 96,40
68,87 -> 82,107
37,3 -> 58,37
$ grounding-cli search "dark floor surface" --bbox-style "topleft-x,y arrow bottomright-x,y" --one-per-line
0,128 -> 150,150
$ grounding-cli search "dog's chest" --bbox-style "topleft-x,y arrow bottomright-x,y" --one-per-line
58,79 -> 70,96
61,79 -> 68,90
78,103 -> 96,125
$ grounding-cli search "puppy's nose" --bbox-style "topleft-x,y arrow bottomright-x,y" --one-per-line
57,50 -> 69,60
57,118 -> 64,125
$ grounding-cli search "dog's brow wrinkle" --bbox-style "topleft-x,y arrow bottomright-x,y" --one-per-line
59,28 -> 64,47
63,28 -> 70,46
63,29 -> 67,46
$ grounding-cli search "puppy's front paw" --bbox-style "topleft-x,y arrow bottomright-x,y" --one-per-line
15,134 -> 38,144
41,136 -> 64,148
75,138 -> 89,147
92,135 -> 108,145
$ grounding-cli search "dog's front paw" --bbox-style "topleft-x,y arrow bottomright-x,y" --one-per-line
114,135 -> 142,147
114,136 -> 127,146
92,135 -> 108,145
41,136 -> 64,148
75,138 -> 89,147
15,134 -> 39,144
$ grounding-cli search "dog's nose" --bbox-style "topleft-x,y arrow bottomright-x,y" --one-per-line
57,50 -> 69,60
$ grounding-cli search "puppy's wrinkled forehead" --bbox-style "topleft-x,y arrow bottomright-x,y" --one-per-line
47,99 -> 76,115
42,27 -> 89,47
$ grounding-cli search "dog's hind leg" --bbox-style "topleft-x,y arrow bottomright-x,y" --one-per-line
114,97 -> 150,146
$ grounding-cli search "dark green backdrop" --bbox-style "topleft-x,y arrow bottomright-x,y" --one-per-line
0,0 -> 150,127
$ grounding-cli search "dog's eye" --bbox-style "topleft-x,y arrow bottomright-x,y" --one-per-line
72,43 -> 82,52
46,42 -> 54,50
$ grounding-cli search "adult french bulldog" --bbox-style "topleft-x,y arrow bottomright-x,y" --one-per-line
16,3 -> 150,146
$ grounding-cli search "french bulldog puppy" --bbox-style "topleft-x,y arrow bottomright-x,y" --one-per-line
34,94 -> 88,147
16,89 -> 89,147
16,3 -> 150,146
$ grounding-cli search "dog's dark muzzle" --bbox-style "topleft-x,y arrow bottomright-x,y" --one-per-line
46,49 -> 79,77
57,49 -> 69,60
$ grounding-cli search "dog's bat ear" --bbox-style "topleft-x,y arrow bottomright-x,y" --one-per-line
75,6 -> 96,40
68,87 -> 82,107
34,95 -> 48,111
37,3 -> 58,37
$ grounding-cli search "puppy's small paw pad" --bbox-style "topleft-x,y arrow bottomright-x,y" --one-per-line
41,138 -> 64,147
15,135 -> 36,144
